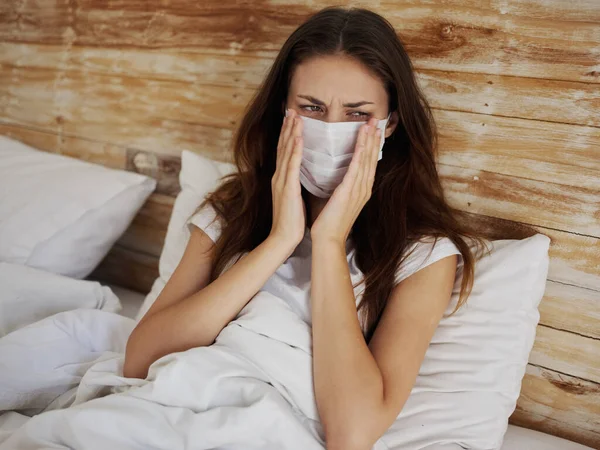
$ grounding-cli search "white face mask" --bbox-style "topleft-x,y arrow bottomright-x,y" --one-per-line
291,113 -> 391,198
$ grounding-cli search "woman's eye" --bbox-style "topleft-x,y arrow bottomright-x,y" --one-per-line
349,111 -> 369,118
301,105 -> 323,113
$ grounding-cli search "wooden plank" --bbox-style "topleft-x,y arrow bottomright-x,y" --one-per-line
90,244 -> 158,294
530,325 -> 600,384
395,5 -> 600,85
1,1 -> 597,83
0,122 -> 127,169
3,41 -> 598,129
425,71 -> 600,128
437,0 -> 600,21
540,282 -> 600,340
441,164 -> 600,237
460,212 -> 600,292
117,193 -> 174,258
436,110 -> 600,190
0,67 -> 238,157
510,364 -> 600,449
0,42 -> 272,90
0,65 -> 252,130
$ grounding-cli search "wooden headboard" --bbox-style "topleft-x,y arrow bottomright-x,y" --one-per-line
1,1 -> 598,447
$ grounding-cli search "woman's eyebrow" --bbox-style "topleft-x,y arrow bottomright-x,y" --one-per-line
297,95 -> 374,108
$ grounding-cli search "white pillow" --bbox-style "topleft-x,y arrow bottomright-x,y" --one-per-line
382,233 -> 551,450
136,150 -> 235,320
0,136 -> 156,279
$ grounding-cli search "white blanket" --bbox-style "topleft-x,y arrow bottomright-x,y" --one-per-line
0,264 -> 468,450
0,263 -> 336,449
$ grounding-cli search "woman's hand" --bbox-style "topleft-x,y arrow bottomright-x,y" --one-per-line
310,117 -> 380,247
269,108 -> 307,248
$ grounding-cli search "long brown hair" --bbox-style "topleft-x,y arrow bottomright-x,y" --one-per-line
195,6 -> 486,341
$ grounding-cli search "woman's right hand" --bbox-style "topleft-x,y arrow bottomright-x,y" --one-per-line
269,108 -> 306,248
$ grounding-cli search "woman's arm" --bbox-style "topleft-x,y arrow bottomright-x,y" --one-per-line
124,108 -> 306,380
123,227 -> 296,379
310,240 -> 457,450
308,120 -> 458,449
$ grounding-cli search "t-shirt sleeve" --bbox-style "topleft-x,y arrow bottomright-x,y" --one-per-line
394,236 -> 462,285
186,203 -> 222,244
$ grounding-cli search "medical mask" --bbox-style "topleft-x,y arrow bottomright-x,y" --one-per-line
291,113 -> 390,198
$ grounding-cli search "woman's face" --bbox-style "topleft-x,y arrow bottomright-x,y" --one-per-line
286,54 -> 398,138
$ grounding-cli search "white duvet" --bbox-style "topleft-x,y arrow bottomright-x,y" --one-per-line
0,262 -> 338,449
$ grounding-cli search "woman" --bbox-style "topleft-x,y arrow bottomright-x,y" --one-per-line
124,6 -> 483,449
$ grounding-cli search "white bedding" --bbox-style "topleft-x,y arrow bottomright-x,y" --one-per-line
0,295 -> 332,449
0,263 -> 593,450
0,263 -> 333,449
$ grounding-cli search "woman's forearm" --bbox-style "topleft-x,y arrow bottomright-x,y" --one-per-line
311,239 -> 385,449
124,234 -> 296,379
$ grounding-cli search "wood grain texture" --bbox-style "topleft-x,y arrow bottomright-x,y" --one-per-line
0,122 -> 127,168
530,326 -> 600,384
0,67 -> 237,157
436,110 -> 600,190
0,42 -> 272,89
510,364 -> 600,449
0,65 -> 242,139
1,1 -> 598,83
540,282 -> 600,340
2,42 -> 599,127
440,164 -> 600,238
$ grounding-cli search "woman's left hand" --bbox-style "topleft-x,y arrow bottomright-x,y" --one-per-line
310,117 -> 381,247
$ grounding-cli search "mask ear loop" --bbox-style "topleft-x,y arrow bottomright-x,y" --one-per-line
377,113 -> 393,161
381,112 -> 394,140
379,113 -> 391,138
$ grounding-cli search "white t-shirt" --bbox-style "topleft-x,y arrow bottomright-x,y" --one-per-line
188,204 -> 462,327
